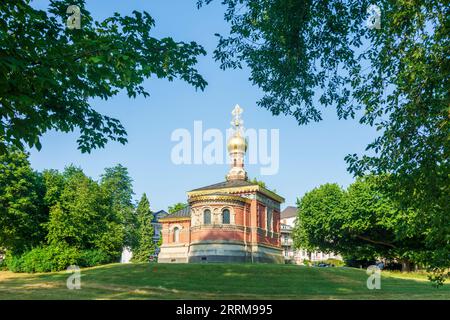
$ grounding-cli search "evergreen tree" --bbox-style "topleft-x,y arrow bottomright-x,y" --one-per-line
132,193 -> 155,262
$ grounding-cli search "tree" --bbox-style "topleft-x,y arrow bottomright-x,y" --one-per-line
249,177 -> 266,189
132,193 -> 155,262
42,169 -> 65,208
294,176 -> 434,273
168,202 -> 188,214
46,166 -> 123,258
0,0 -> 207,153
100,164 -> 137,248
294,183 -> 348,255
201,0 -> 449,278
0,148 -> 48,254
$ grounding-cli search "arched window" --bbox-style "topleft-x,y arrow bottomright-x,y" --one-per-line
222,209 -> 230,224
173,227 -> 180,243
203,209 -> 211,225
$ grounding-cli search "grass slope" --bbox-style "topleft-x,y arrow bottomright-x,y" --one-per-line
0,263 -> 448,300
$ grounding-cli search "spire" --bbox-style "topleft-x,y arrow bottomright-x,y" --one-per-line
226,104 -> 248,181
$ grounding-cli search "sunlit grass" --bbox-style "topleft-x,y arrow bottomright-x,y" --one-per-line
0,263 -> 448,300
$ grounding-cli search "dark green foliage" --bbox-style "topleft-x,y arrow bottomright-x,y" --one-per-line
0,148 -> 48,254
294,176 -> 449,285
4,246 -> 111,273
343,254 -> 376,269
78,249 -> 111,268
0,151 -> 141,272
0,0 -> 207,153
132,194 -> 155,262
46,166 -> 124,258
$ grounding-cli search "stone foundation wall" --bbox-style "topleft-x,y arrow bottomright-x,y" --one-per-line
158,240 -> 283,264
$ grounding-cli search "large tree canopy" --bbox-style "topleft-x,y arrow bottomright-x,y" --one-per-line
294,176 -> 448,283
201,0 -> 449,274
46,165 -> 124,257
0,0 -> 207,153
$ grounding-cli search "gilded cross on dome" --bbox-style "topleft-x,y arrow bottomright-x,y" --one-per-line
231,104 -> 244,131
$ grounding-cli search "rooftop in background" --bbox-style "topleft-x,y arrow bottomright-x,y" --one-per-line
152,210 -> 168,223
159,206 -> 190,220
281,206 -> 297,219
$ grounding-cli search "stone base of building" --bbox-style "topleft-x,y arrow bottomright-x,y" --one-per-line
157,243 -> 189,263
158,240 -> 283,264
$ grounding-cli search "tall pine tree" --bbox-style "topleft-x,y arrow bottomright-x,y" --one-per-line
132,193 -> 155,262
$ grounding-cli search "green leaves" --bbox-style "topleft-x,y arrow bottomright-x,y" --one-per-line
0,0 -> 207,153
0,147 -> 48,254
45,165 -> 125,257
294,175 -> 449,283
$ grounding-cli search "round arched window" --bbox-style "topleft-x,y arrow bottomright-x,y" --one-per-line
222,209 -> 230,224
203,209 -> 211,225
173,227 -> 180,243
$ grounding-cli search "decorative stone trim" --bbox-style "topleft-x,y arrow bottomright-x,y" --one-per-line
190,224 -> 246,232
187,185 -> 284,203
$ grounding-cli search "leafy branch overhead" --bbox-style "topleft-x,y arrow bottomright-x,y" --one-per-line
0,0 -> 207,153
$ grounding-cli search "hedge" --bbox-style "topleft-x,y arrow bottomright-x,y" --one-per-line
4,245 -> 113,273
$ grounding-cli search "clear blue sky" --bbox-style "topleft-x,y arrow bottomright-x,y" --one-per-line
28,0 -> 377,211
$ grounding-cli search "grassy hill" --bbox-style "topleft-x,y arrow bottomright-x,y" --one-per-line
0,263 -> 448,300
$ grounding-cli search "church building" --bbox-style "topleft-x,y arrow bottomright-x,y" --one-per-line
158,105 -> 284,263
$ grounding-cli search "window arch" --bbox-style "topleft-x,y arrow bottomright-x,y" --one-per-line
222,209 -> 230,224
203,209 -> 211,225
173,227 -> 180,243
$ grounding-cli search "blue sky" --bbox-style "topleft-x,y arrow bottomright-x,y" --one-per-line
28,0 -> 378,211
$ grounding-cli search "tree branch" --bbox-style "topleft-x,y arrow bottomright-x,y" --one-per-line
355,235 -> 396,248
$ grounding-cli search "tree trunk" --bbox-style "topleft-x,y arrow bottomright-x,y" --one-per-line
401,259 -> 411,272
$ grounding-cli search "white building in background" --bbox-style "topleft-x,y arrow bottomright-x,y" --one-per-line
120,246 -> 133,263
280,206 -> 342,264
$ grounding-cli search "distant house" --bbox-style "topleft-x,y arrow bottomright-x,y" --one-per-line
280,206 -> 342,264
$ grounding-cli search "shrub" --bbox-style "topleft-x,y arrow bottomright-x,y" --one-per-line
79,249 -> 111,267
5,246 -> 113,273
17,245 -> 80,273
324,258 -> 345,267
4,253 -> 24,272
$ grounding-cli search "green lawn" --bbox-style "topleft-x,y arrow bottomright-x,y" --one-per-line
0,263 -> 448,300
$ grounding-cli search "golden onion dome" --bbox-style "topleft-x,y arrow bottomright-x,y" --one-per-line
227,134 -> 247,153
